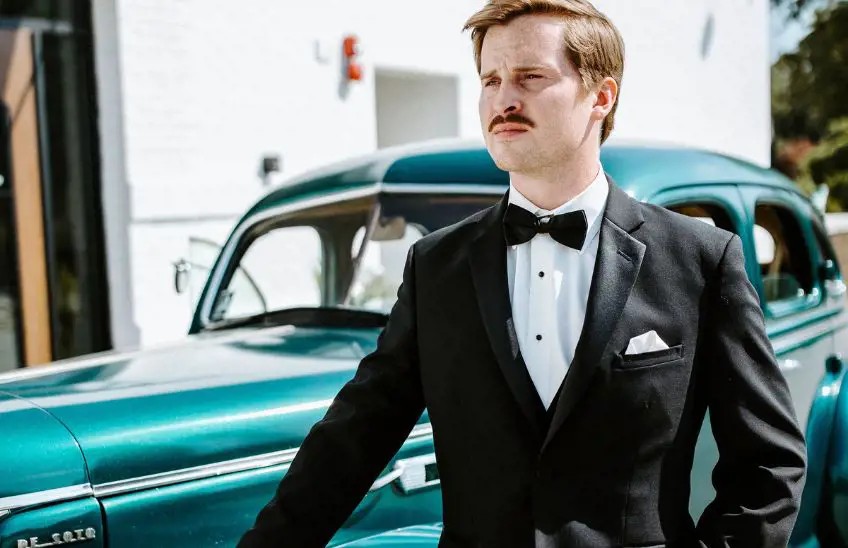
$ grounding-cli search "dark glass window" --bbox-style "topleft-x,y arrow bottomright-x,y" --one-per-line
0,1 -> 111,362
666,202 -> 735,233
753,203 -> 813,304
38,4 -> 112,359
0,174 -> 21,372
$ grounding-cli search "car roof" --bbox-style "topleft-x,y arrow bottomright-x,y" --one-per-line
246,137 -> 800,218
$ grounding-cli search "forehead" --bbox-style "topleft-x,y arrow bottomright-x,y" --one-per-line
480,14 -> 569,71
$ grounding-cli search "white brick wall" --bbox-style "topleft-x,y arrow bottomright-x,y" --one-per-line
95,0 -> 773,347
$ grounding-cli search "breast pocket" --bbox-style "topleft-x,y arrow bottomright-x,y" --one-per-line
614,343 -> 685,369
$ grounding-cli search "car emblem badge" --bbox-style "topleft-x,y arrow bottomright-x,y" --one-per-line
16,528 -> 97,547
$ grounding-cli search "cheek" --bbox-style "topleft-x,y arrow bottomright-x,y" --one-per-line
548,99 -> 590,133
478,94 -> 490,126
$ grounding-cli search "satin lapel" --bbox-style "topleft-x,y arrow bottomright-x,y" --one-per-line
542,179 -> 646,452
469,193 -> 546,439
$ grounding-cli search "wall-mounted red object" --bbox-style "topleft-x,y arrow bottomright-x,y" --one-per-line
343,35 -> 363,82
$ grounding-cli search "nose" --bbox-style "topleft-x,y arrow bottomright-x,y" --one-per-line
492,79 -> 522,116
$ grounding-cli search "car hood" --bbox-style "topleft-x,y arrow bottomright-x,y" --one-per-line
0,391 -> 89,504
0,325 -> 387,487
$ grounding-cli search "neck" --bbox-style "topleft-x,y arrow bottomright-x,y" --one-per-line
510,152 -> 599,211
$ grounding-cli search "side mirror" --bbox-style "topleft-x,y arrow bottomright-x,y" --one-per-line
371,216 -> 407,241
173,259 -> 191,294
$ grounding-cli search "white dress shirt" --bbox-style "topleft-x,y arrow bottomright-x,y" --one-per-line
506,166 -> 610,409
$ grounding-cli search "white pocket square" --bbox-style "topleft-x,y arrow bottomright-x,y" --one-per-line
625,330 -> 669,355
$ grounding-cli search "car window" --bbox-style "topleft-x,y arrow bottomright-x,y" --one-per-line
753,203 -> 813,304
666,202 -> 735,232
346,223 -> 426,312
214,226 -> 323,320
202,193 -> 498,328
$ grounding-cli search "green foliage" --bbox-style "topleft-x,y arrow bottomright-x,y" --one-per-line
772,1 -> 848,210
799,118 -> 848,211
772,2 -> 848,139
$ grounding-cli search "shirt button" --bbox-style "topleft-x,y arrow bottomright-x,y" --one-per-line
536,334 -> 542,341
538,271 -> 545,278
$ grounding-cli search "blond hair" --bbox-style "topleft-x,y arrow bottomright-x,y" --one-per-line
463,0 -> 624,143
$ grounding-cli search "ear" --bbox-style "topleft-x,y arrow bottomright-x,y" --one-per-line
591,77 -> 618,120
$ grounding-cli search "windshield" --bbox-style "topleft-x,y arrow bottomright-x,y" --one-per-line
206,192 -> 499,326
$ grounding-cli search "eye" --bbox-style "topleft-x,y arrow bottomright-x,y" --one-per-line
523,74 -> 542,80
483,78 -> 500,87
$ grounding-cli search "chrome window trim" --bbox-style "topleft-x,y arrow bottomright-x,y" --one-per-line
198,183 -> 504,326
93,423 -> 434,498
0,484 -> 93,516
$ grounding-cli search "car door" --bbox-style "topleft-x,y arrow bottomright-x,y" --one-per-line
648,183 -> 748,519
736,185 -> 842,434
97,212 -> 443,547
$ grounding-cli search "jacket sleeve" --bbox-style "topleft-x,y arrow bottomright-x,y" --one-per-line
238,245 -> 426,548
695,234 -> 807,547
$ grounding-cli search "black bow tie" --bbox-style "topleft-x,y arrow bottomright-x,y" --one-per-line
503,203 -> 588,250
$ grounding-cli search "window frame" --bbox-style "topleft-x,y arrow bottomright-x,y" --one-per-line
217,224 -> 327,321
751,195 -> 822,319
206,195 -> 377,325
651,183 -> 745,239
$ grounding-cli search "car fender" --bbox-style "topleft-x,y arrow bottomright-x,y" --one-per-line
792,356 -> 847,547
823,356 -> 848,545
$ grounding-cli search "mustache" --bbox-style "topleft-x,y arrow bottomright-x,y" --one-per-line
489,113 -> 535,133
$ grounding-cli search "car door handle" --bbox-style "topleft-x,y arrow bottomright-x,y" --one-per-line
368,453 -> 440,495
825,279 -> 847,299
368,467 -> 404,492
393,453 -> 439,494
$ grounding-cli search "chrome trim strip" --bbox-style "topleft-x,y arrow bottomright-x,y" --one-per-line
767,301 -> 843,339
93,423 -> 434,498
771,309 -> 845,356
0,484 -> 93,515
93,448 -> 300,497
198,183 -> 503,325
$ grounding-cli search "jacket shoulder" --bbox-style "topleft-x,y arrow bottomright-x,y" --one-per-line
636,201 -> 737,269
413,203 -> 494,257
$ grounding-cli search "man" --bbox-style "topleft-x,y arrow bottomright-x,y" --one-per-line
239,1 -> 807,546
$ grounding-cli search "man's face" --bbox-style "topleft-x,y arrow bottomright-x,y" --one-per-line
478,14 -> 597,175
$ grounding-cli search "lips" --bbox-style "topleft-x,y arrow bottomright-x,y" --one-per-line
493,124 -> 530,134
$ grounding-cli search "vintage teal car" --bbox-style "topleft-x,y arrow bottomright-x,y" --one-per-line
1,140 -> 847,547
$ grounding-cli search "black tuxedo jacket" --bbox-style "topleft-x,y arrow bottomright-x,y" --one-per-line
239,179 -> 806,547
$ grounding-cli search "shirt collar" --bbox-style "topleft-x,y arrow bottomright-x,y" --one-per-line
507,164 -> 610,254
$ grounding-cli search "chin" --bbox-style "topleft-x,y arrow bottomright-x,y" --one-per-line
486,141 -> 528,172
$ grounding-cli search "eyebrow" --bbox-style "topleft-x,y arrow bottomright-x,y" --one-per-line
480,65 -> 553,81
